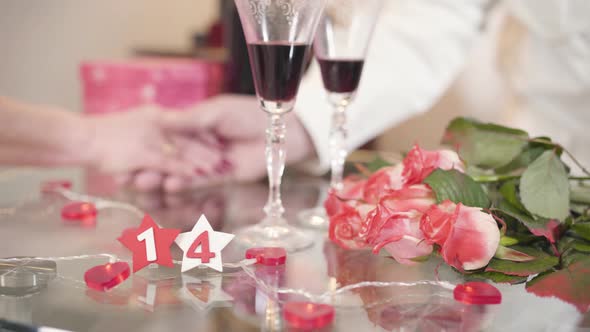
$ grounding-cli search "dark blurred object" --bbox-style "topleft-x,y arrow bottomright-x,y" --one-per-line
221,0 -> 255,95
207,21 -> 225,48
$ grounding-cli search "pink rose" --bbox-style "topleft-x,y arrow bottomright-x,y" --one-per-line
324,191 -> 353,218
365,209 -> 433,265
419,201 -> 458,245
379,184 -> 437,215
363,164 -> 404,204
328,204 -> 374,250
325,175 -> 367,218
361,185 -> 436,264
402,145 -> 465,186
339,175 -> 367,201
362,146 -> 464,204
420,201 -> 500,270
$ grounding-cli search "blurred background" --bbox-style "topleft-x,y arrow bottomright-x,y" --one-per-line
0,1 -> 585,157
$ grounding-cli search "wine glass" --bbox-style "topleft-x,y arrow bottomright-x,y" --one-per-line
298,0 -> 383,228
233,0 -> 327,251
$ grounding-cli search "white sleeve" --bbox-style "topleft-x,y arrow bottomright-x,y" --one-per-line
294,0 -> 489,173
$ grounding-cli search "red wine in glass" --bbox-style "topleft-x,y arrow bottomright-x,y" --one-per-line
317,58 -> 365,94
247,42 -> 311,102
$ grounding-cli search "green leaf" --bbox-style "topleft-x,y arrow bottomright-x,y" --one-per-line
558,237 -> 590,252
485,246 -> 558,276
495,202 -> 550,234
526,258 -> 590,313
365,156 -> 393,173
562,251 -> 589,266
495,245 -> 535,262
466,271 -> 528,284
571,186 -> 590,205
495,138 -> 552,174
499,236 -> 519,246
520,151 -> 570,220
571,222 -> 590,241
499,180 -> 527,212
443,117 -> 529,169
424,169 -> 490,208
571,241 -> 590,253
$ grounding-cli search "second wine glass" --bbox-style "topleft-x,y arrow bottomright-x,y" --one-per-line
298,0 -> 384,228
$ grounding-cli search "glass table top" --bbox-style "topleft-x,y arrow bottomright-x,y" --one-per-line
0,167 -> 588,332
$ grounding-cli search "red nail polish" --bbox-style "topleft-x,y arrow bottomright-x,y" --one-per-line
221,159 -> 233,170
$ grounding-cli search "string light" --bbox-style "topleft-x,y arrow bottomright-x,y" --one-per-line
2,185 -> 472,309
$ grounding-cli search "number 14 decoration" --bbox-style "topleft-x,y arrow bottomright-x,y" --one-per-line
118,214 -> 234,273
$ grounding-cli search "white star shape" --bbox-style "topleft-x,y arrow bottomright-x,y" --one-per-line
174,215 -> 234,272
179,275 -> 233,311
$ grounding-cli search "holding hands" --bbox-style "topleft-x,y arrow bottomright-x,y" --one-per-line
120,95 -> 315,192
0,94 -> 314,192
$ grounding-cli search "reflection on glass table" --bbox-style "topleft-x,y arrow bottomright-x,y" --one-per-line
0,168 -> 587,332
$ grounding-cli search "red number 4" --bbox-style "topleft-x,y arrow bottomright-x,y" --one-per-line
187,231 -> 216,263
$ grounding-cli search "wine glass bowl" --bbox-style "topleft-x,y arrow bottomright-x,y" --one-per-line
233,0 -> 327,251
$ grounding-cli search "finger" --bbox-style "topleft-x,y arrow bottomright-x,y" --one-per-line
171,136 -> 223,174
163,175 -> 191,193
158,107 -> 220,133
171,141 -> 264,190
132,171 -> 165,192
143,151 -> 195,178
222,140 -> 266,182
195,130 -> 227,151
114,173 -> 133,186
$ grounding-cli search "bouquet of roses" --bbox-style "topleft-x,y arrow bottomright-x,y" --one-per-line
325,117 -> 590,312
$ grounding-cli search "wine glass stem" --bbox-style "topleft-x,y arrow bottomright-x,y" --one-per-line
330,104 -> 348,192
263,113 -> 287,222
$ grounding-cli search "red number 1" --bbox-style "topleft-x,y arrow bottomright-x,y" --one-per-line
187,231 -> 216,263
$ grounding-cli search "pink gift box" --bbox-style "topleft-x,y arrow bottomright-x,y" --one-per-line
80,58 -> 224,114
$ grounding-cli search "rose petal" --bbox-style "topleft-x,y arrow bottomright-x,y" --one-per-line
440,205 -> 500,271
363,164 -> 403,203
420,200 -> 458,245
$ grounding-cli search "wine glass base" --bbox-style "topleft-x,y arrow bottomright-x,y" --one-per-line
234,220 -> 314,252
297,207 -> 329,230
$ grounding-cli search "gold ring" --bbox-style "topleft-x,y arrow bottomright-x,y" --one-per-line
161,141 -> 177,156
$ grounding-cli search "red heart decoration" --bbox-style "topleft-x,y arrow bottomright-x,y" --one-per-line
283,302 -> 335,330
61,202 -> 98,223
84,262 -> 130,292
454,282 -> 502,305
245,247 -> 287,266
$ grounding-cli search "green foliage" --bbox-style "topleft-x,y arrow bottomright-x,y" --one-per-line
520,151 -> 570,221
424,169 -> 490,208
365,156 -> 392,173
571,186 -> 590,205
499,236 -> 519,246
443,117 -> 529,169
571,222 -> 590,241
495,137 -> 553,174
495,202 -> 550,234
466,271 -> 528,284
485,247 -> 559,276
499,180 -> 527,212
495,245 -> 535,262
